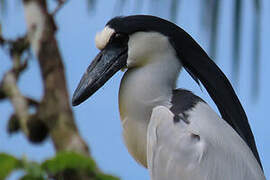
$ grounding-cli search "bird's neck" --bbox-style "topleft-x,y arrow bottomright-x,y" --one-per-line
118,54 -> 181,167
119,59 -> 181,120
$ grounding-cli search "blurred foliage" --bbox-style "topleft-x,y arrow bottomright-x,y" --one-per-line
252,0 -> 261,98
0,152 -> 120,180
0,153 -> 22,179
0,0 -> 265,179
86,0 -> 96,13
232,0 -> 242,83
170,0 -> 179,23
0,0 -> 6,15
0,20 -> 2,35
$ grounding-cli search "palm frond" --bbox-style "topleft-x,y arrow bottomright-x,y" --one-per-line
209,0 -> 220,60
232,0 -> 242,84
0,0 -> 6,16
0,21 -> 2,35
251,0 -> 261,99
170,0 -> 180,23
254,0 -> 260,11
86,0 -> 96,13
200,0 -> 212,28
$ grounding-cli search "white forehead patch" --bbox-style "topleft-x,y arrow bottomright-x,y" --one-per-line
95,26 -> 115,50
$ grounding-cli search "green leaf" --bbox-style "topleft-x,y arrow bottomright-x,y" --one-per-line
20,174 -> 45,180
41,151 -> 96,175
96,173 -> 120,180
96,174 -> 120,180
0,153 -> 22,179
41,152 -> 120,179
23,161 -> 45,179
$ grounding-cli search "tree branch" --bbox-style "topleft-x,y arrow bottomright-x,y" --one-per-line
1,55 -> 30,137
22,0 -> 89,156
52,0 -> 67,16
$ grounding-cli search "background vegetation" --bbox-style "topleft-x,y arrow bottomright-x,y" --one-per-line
0,0 -> 268,179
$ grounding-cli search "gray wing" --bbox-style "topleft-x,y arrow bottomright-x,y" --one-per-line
147,104 -> 265,180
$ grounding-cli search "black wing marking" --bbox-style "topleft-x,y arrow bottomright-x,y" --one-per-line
170,89 -> 204,116
170,89 -> 204,124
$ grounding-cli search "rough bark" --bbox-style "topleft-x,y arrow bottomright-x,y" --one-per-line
22,0 -> 89,156
2,55 -> 30,137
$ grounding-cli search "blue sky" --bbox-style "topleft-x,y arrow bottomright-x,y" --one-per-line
0,0 -> 269,179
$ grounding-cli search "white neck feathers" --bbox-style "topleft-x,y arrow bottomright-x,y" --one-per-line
118,32 -> 181,166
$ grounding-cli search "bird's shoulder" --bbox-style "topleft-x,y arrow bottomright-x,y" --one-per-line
146,89 -> 265,180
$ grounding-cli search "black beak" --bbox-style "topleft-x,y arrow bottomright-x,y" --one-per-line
72,44 -> 128,106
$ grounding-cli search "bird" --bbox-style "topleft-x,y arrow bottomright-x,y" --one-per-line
72,15 -> 265,180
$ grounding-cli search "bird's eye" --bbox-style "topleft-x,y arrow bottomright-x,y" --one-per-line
110,33 -> 128,44
113,33 -> 125,40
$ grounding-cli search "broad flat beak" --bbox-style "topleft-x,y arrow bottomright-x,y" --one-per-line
72,44 -> 128,106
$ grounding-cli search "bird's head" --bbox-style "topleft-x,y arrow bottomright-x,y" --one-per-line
72,15 -> 182,106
